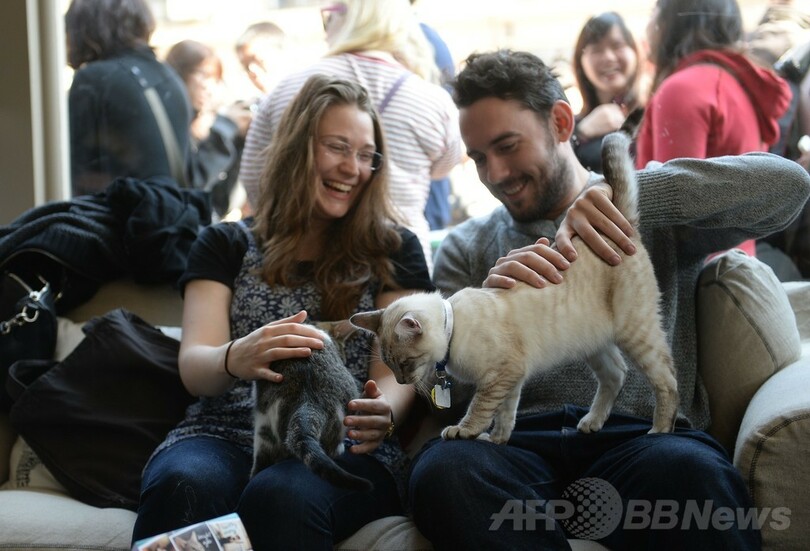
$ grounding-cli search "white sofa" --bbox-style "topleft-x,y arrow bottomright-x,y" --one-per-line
1,250 -> 809,550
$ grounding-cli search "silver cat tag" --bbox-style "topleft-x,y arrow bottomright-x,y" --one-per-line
432,384 -> 452,409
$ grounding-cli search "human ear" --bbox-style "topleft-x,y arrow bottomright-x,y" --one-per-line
549,100 -> 576,143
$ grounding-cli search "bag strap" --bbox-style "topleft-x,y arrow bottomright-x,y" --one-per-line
378,72 -> 410,115
129,65 -> 188,187
0,274 -> 51,335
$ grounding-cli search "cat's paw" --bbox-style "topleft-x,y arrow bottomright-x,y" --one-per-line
577,412 -> 607,434
647,421 -> 675,434
488,427 -> 512,444
441,425 -> 481,440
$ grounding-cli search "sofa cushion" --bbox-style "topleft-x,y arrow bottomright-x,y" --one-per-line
2,436 -> 64,494
696,250 -> 801,453
0,489 -> 134,550
734,360 -> 810,551
783,280 -> 810,347
336,515 -> 432,551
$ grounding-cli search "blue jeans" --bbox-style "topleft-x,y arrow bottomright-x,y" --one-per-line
132,436 -> 402,549
409,405 -> 761,551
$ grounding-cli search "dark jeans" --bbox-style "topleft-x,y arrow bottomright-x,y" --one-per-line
409,405 -> 761,551
132,436 -> 402,550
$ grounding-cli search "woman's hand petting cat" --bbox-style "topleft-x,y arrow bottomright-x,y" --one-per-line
344,379 -> 393,454
227,310 -> 325,382
555,182 -> 636,265
482,237 -> 570,289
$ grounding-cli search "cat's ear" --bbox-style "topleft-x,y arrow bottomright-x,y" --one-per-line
316,319 -> 359,342
396,313 -> 422,338
349,310 -> 383,334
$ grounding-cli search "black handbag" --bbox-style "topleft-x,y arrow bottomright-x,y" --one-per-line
8,308 -> 195,510
0,272 -> 57,411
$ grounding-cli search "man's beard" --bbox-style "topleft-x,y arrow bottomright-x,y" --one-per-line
508,152 -> 572,223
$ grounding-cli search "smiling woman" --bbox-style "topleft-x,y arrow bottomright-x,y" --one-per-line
570,11 -> 646,173
312,102 -> 379,223
130,74 -> 436,547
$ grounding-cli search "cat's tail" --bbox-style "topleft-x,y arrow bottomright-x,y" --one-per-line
601,130 -> 639,228
287,411 -> 374,492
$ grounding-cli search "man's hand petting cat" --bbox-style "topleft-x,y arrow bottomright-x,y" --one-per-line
482,237 -> 570,289
555,182 -> 636,265
228,310 -> 325,382
344,380 -> 392,454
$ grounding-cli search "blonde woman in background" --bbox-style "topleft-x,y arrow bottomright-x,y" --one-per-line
239,0 -> 463,269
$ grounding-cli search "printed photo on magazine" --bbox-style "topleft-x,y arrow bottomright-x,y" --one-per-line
131,513 -> 253,551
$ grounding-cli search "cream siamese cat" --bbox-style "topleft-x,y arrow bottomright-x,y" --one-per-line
351,131 -> 679,444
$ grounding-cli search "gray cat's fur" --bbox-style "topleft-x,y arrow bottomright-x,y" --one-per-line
351,131 -> 679,444
251,320 -> 373,491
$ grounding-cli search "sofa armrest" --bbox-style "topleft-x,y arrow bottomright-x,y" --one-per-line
734,358 -> 810,550
63,278 -> 183,327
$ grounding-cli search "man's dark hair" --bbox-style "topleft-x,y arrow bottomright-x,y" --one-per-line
65,0 -> 155,69
452,49 -> 567,116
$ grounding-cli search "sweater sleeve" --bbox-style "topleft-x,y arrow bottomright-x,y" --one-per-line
637,152 -> 810,255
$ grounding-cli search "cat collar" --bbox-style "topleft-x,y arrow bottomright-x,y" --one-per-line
431,299 -> 454,408
434,299 -> 454,374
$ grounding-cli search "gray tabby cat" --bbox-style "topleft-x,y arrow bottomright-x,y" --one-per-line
350,131 -> 679,444
251,320 -> 373,491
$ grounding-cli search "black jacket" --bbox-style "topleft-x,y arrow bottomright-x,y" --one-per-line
0,177 -> 211,312
69,47 -> 192,196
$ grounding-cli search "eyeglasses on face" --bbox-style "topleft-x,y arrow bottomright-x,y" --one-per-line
320,3 -> 347,31
319,139 -> 383,172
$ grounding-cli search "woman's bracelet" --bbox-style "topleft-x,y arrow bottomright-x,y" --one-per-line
224,340 -> 238,379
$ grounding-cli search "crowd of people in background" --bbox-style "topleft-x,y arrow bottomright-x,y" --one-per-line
64,1 -> 810,247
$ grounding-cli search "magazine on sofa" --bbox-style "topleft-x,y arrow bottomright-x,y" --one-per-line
131,512 -> 252,551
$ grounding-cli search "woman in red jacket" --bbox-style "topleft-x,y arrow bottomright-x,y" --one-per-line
637,0 -> 792,256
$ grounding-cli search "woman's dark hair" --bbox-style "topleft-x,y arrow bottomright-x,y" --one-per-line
453,49 -> 567,117
650,0 -> 743,89
573,12 -> 640,116
165,40 -> 222,82
65,0 -> 156,69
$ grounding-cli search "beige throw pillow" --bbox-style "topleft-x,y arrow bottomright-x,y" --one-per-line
696,249 -> 801,454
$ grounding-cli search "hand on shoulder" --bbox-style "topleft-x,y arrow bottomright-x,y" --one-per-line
555,182 -> 636,265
